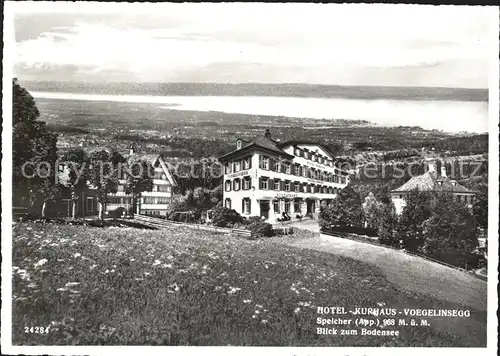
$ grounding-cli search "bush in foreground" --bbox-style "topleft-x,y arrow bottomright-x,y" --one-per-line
210,207 -> 243,227
244,218 -> 274,238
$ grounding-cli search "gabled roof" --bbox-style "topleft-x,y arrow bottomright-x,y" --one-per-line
278,140 -> 335,160
391,171 -> 474,194
219,135 -> 293,161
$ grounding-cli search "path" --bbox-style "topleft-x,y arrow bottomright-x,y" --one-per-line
288,220 -> 487,312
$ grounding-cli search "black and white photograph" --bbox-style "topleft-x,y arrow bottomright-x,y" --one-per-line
1,2 -> 498,355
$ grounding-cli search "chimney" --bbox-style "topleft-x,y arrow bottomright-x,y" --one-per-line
264,129 -> 271,139
441,165 -> 447,177
427,160 -> 436,173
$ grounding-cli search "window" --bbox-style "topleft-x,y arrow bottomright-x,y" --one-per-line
274,179 -> 280,190
284,200 -> 291,213
259,155 -> 269,170
294,182 -> 300,192
225,180 -> 232,192
157,184 -> 171,193
58,164 -> 65,172
234,160 -> 241,172
225,198 -> 231,209
285,181 -> 291,191
225,162 -> 232,174
294,148 -> 300,156
233,178 -> 241,191
273,159 -> 281,172
294,200 -> 301,213
242,198 -> 251,214
273,200 -> 280,213
285,163 -> 291,174
260,177 -> 269,190
243,176 -> 252,190
242,157 -> 251,170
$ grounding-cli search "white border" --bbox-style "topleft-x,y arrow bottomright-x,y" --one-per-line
2,2 -> 499,356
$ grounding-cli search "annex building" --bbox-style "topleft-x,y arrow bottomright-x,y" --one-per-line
218,129 -> 349,223
390,160 -> 476,215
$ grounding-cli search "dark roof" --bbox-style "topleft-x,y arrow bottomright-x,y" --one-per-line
391,171 -> 475,194
219,135 -> 293,161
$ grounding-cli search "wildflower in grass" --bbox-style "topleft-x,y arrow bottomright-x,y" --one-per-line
252,315 -> 257,319
167,283 -> 180,293
261,320 -> 268,324
65,282 -> 80,287
90,264 -> 97,270
27,283 -> 37,289
214,286 -> 223,291
254,310 -> 260,314
73,253 -> 81,258
130,258 -> 136,262
253,280 -> 258,284
56,288 -> 67,292
104,269 -> 110,274
135,278 -> 144,281
377,302 -> 386,307
34,258 -> 48,269
144,272 -> 151,276
243,299 -> 252,304
57,259 -> 65,262
227,287 -> 241,295
255,304 -> 263,308
294,307 -> 301,314
152,260 -> 162,266
161,263 -> 173,268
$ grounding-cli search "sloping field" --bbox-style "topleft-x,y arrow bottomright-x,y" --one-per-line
11,222 -> 485,346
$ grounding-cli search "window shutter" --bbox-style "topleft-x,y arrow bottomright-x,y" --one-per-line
248,177 -> 252,189
248,199 -> 251,214
259,177 -> 263,189
248,157 -> 252,169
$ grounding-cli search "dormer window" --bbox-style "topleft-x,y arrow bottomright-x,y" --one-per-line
236,140 -> 242,150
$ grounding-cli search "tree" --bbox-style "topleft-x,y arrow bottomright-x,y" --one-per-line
472,190 -> 488,230
421,193 -> 478,258
377,201 -> 398,246
62,148 -> 91,219
209,184 -> 223,206
88,150 -> 120,220
12,79 -> 59,216
363,192 -> 383,231
125,157 -> 154,215
319,186 -> 364,230
396,189 -> 433,252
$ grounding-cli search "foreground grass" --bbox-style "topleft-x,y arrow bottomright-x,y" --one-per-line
12,221 -> 476,346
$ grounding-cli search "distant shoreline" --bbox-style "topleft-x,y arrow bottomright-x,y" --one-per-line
21,81 -> 488,103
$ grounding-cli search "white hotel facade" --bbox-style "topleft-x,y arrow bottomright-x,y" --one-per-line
218,130 -> 349,223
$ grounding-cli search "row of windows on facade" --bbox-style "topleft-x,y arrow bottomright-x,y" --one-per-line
107,196 -> 171,205
115,184 -> 171,193
224,155 -> 345,184
258,156 -> 346,183
224,176 -> 343,194
224,198 -> 303,214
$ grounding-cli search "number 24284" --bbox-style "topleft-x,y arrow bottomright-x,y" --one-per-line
25,326 -> 50,334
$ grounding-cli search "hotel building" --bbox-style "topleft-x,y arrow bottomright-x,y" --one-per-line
218,129 -> 349,223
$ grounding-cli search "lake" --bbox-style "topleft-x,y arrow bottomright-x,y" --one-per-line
30,91 -> 488,133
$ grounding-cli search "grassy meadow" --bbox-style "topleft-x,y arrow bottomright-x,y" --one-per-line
11,221 -> 480,346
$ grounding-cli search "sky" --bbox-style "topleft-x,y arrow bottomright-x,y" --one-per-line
11,3 -> 494,87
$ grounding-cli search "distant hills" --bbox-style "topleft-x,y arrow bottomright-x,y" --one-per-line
21,81 -> 488,102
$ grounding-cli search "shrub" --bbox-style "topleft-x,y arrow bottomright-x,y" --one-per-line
108,207 -> 126,219
211,207 -> 243,228
246,220 -> 274,238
